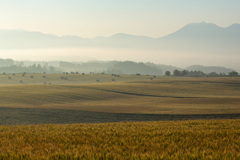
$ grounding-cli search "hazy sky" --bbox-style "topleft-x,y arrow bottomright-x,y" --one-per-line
1,0 -> 240,38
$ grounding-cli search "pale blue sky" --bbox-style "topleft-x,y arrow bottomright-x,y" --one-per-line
0,0 -> 240,37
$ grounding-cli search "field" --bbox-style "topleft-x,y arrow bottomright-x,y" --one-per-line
0,119 -> 240,159
0,74 -> 240,124
0,74 -> 240,159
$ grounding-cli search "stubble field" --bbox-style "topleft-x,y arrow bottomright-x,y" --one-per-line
0,74 -> 240,124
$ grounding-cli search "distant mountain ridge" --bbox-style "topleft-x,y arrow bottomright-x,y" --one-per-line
1,22 -> 240,52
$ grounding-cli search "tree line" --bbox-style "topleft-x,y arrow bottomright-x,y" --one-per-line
165,70 -> 239,77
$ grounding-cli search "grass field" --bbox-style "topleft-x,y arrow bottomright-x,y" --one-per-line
0,119 -> 239,159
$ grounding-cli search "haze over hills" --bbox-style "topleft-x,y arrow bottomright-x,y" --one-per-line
0,22 -> 240,70
0,58 -> 235,75
1,22 -> 240,50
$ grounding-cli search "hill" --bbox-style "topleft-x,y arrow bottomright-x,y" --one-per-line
0,58 -> 236,75
186,65 -> 234,74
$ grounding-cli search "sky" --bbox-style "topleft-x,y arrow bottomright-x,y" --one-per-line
1,0 -> 240,38
0,0 -> 240,70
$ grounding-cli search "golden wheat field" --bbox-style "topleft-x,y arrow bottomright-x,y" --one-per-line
0,119 -> 240,160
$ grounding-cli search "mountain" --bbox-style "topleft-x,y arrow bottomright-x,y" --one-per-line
159,22 -> 240,53
0,29 -> 87,49
0,22 -> 240,53
1,22 -> 240,52
91,33 -> 156,48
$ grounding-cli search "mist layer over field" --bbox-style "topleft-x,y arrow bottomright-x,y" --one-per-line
0,48 -> 239,70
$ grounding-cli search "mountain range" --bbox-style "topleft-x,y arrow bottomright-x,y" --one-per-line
0,22 -> 240,54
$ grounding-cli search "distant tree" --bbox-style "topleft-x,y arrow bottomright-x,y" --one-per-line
229,71 -> 238,77
8,77 -> 11,79
173,70 -> 181,76
181,70 -> 187,76
165,71 -> 171,76
208,72 -> 219,77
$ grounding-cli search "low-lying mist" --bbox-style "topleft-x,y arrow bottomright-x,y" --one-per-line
0,48 -> 239,71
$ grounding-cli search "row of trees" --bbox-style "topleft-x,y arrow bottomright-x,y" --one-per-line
165,70 -> 239,77
0,64 -> 58,73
